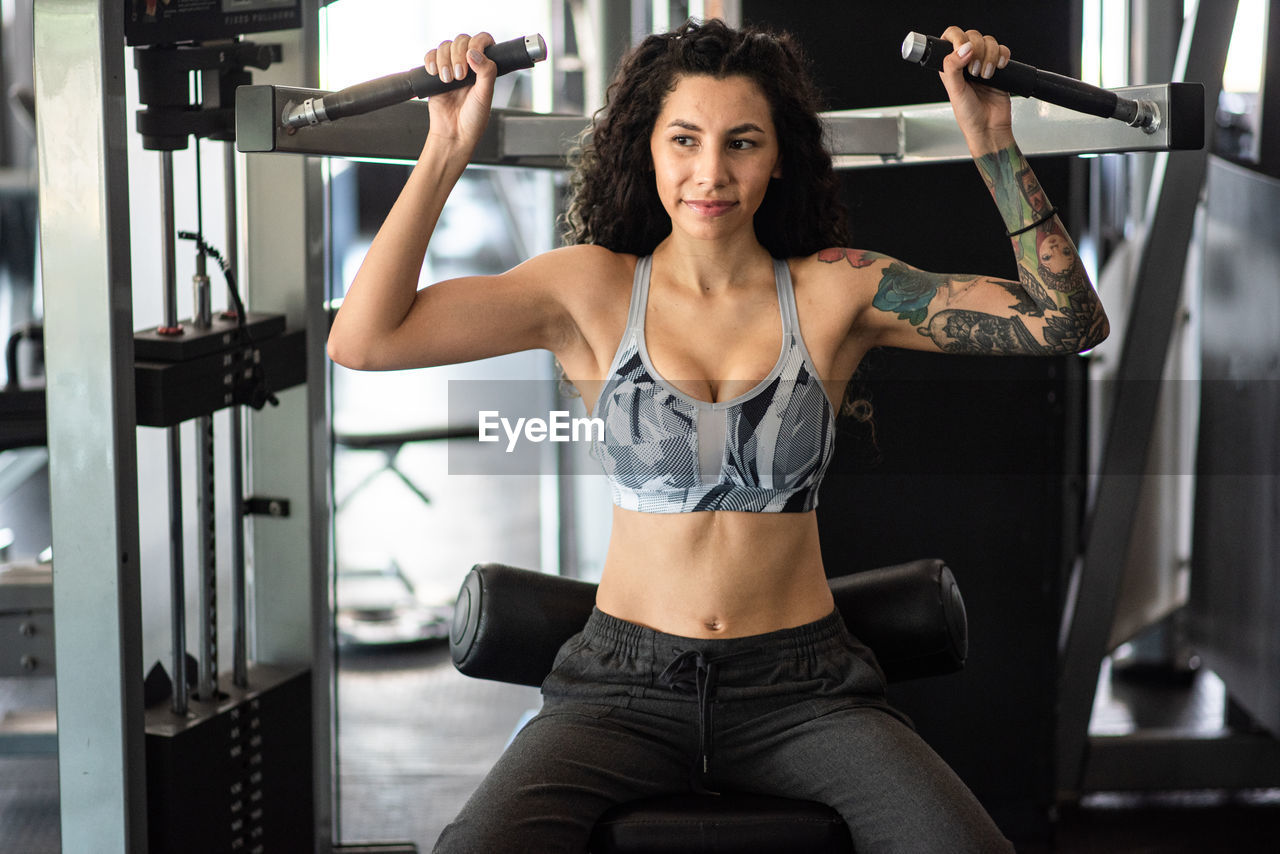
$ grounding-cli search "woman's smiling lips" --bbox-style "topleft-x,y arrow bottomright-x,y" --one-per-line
683,199 -> 737,216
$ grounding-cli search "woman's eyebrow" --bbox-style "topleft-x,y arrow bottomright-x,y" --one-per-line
664,119 -> 767,135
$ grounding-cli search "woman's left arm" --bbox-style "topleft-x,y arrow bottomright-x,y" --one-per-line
962,140 -> 1109,355
849,27 -> 1109,356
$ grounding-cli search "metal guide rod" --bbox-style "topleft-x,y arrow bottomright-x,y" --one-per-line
193,141 -> 211,329
192,140 -> 219,702
196,412 -> 217,700
193,257 -> 211,326
1054,0 -> 1237,798
230,412 -> 248,689
160,150 -> 189,716
236,82 -> 1201,167
160,153 -> 178,328
226,141 -> 249,690
166,426 -> 187,716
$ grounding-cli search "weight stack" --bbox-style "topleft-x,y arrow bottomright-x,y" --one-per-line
145,665 -> 313,854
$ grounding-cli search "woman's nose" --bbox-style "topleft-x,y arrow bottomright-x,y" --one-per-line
695,149 -> 729,186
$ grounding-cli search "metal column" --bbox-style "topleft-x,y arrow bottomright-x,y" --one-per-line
1055,0 -> 1239,798
226,141 -> 250,690
34,1 -> 146,852
1261,0 -> 1280,177
239,7 -> 334,849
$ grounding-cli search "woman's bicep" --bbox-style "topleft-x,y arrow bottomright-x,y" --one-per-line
330,255 -> 573,371
863,260 -> 1041,354
411,272 -> 568,365
860,256 -> 1103,356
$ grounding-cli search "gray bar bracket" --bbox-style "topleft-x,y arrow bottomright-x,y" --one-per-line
237,81 -> 1203,168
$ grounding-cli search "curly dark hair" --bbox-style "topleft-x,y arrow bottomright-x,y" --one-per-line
563,18 -> 849,259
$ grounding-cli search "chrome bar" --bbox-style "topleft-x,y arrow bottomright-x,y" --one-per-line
159,151 -> 189,717
241,12 -> 333,843
193,141 -> 211,330
196,413 -> 217,701
230,404 -> 248,689
827,82 -> 1201,169
160,152 -> 178,327
166,428 -> 188,716
237,82 -> 1202,167
226,141 -> 249,690
192,141 -> 218,701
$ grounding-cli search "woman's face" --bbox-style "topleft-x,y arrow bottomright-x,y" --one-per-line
648,74 -> 782,245
1038,232 -> 1076,275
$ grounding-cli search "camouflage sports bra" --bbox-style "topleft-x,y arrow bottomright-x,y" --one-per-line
591,255 -> 836,513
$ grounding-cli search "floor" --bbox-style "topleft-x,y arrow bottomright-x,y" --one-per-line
7,655 -> 1280,853
0,676 -> 58,854
335,644 -> 1280,853
334,644 -> 540,848
331,392 -> 547,847
5,398 -> 1280,851
1041,788 -> 1280,854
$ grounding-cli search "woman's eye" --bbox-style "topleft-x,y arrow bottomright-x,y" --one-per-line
673,135 -> 696,147
729,139 -> 755,150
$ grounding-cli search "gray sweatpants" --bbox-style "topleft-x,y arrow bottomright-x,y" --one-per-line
434,607 -> 1014,853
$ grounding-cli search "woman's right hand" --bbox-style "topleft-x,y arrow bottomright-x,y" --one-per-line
937,26 -> 1013,157
423,32 -> 498,155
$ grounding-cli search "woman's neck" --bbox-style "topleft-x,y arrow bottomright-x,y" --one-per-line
652,233 -> 774,293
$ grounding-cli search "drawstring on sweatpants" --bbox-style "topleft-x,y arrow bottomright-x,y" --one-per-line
657,647 -> 758,795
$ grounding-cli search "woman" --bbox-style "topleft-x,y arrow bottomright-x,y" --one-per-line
328,18 -> 1107,853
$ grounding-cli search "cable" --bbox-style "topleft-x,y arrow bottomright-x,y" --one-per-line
177,231 -> 279,409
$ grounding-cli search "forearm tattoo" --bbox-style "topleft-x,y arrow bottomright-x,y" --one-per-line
925,310 -> 1042,354
888,143 -> 1107,355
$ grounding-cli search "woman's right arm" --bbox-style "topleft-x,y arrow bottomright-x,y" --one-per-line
326,32 -> 578,371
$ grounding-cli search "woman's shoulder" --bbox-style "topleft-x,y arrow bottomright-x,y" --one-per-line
786,248 -> 900,333
517,244 -> 638,316
789,247 -> 886,276
788,247 -> 890,297
523,244 -> 637,282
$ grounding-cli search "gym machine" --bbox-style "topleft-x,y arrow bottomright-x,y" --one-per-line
129,7 -> 315,852
34,1 -> 1277,852
230,0 -> 1279,830
38,2 -> 321,852
237,80 -> 1201,166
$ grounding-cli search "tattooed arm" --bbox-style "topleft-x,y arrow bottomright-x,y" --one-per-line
814,28 -> 1108,357
944,144 -> 1110,354
815,144 -> 1108,356
816,236 -> 1104,356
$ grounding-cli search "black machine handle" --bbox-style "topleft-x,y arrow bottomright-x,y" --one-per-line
282,34 -> 547,129
901,31 -> 1157,129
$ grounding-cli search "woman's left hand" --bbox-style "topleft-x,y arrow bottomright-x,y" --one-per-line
937,26 -> 1014,155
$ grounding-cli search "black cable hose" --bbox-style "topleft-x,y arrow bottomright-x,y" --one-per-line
176,230 -> 278,408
